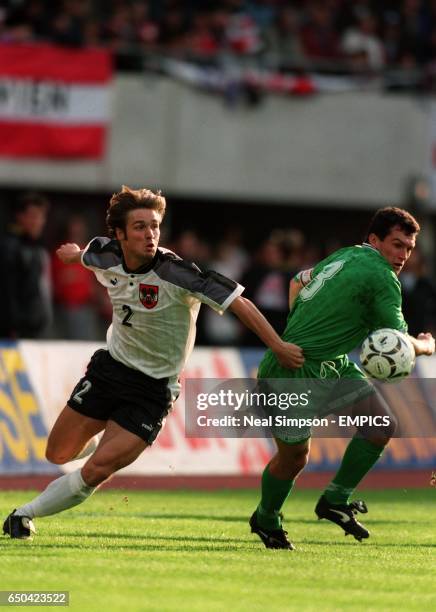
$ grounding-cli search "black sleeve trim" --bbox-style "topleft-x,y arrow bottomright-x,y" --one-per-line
87,237 -> 121,255
200,269 -> 238,291
83,237 -> 122,269
155,255 -> 239,305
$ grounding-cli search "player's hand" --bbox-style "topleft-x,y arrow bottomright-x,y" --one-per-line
416,332 -> 435,356
272,340 -> 305,369
56,243 -> 82,264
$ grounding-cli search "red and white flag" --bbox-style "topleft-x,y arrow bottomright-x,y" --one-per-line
0,44 -> 112,159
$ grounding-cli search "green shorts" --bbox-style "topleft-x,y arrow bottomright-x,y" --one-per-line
257,355 -> 374,443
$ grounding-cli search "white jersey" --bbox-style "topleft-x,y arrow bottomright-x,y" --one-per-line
82,238 -> 244,397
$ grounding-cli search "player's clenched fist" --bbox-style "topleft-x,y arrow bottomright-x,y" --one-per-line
415,332 -> 435,356
56,243 -> 82,264
273,340 -> 305,369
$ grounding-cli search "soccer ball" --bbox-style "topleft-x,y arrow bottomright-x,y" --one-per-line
360,328 -> 415,381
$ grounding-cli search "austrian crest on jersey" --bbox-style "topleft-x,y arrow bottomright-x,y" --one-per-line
139,284 -> 159,309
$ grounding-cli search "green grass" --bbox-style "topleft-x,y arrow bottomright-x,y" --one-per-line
1,489 -> 435,612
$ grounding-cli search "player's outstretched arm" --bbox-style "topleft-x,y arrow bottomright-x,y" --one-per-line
56,243 -> 84,265
229,296 -> 304,369
408,332 -> 435,356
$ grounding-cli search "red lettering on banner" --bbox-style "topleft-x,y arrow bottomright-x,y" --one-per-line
154,419 -> 174,449
155,350 -> 243,453
239,439 -> 272,474
212,353 -> 233,378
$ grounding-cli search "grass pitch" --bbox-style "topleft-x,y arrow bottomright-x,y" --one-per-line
1,488 -> 435,611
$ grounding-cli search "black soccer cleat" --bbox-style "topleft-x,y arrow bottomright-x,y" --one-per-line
3,510 -> 36,540
249,511 -> 295,550
315,495 -> 370,542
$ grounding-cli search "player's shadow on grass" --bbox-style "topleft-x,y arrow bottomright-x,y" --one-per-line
4,540 -> 434,553
75,513 -> 432,528
61,532 -> 251,544
360,519 -> 434,525
76,512 -> 248,522
300,540 -> 436,548
23,541 -> 257,553
284,518 -> 432,526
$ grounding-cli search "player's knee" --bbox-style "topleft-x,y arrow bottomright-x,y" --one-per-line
81,459 -> 115,487
45,445 -> 71,465
293,448 -> 310,473
360,413 -> 397,447
271,447 -> 309,479
385,413 -> 397,440
375,417 -> 397,446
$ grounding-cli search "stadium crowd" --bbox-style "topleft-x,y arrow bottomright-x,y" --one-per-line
1,191 -> 435,345
2,0 -> 436,72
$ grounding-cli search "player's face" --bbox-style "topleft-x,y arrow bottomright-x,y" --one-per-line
116,208 -> 161,268
369,225 -> 416,275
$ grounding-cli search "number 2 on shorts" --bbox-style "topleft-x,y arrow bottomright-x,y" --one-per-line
73,380 -> 92,405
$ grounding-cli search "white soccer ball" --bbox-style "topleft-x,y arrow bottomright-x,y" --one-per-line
360,328 -> 415,381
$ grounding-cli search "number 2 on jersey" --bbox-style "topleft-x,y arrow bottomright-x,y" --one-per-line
299,260 -> 344,301
122,304 -> 134,327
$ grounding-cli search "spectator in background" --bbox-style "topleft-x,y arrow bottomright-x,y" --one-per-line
102,3 -> 135,53
200,227 -> 248,346
400,247 -> 436,337
51,214 -> 99,340
341,9 -> 385,71
239,232 -> 293,346
279,228 -> 306,271
170,229 -> 210,266
382,10 -> 403,66
299,1 -> 341,64
0,193 -> 52,339
132,0 -> 159,51
399,0 -> 426,63
157,3 -> 188,51
225,1 -> 263,56
0,0 -> 435,73
170,229 -> 211,344
49,0 -> 94,47
263,6 -> 306,67
213,226 -> 248,281
210,7 -> 230,51
185,9 -> 220,57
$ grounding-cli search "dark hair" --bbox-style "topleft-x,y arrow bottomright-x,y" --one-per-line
106,185 -> 166,238
365,207 -> 420,241
15,192 -> 49,216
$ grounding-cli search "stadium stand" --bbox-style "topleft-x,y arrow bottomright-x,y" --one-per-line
1,0 -> 436,75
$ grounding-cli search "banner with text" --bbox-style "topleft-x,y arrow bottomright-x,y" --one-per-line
0,44 -> 112,159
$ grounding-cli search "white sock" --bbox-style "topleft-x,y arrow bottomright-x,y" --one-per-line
72,436 -> 100,461
15,469 -> 96,519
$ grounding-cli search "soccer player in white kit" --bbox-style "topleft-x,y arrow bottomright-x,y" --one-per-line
3,185 -> 304,539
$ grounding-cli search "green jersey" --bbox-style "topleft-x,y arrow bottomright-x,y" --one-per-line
259,244 -> 407,373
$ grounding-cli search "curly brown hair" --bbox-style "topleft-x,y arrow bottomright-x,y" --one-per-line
106,185 -> 166,238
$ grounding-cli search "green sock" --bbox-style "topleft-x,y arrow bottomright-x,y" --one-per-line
323,437 -> 384,505
256,464 -> 294,530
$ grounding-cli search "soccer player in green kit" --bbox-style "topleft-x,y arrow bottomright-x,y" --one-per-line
250,207 -> 435,549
